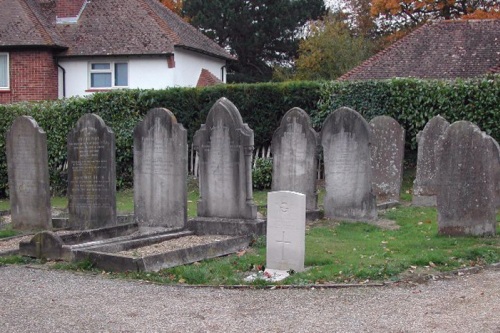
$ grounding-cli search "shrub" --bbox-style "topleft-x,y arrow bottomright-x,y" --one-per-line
252,158 -> 273,190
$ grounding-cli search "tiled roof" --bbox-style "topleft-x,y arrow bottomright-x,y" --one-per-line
0,0 -> 65,48
196,69 -> 223,87
56,0 -> 234,59
340,20 -> 500,80
1,0 -> 234,60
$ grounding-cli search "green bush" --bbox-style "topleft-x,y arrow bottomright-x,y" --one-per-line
315,77 -> 500,149
252,158 -> 273,190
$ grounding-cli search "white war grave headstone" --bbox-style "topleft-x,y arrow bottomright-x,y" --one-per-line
266,191 -> 306,273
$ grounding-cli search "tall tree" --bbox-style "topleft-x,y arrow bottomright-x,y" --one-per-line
183,0 -> 326,83
371,0 -> 500,32
294,13 -> 375,80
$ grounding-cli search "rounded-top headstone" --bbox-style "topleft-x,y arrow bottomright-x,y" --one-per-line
134,108 -> 187,229
369,115 -> 405,204
271,107 -> 319,211
436,121 -> 498,236
67,113 -> 116,230
413,115 -> 450,206
320,107 -> 377,221
193,98 -> 257,219
6,116 -> 51,230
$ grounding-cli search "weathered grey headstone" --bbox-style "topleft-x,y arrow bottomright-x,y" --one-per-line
436,121 -> 498,236
369,116 -> 405,204
412,115 -> 450,206
320,107 -> 377,221
193,98 -> 257,219
134,108 -> 187,229
67,114 -> 116,230
494,142 -> 500,209
271,107 -> 319,212
6,116 -> 51,230
266,191 -> 306,272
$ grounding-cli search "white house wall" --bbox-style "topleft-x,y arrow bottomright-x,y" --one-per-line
58,56 -> 173,99
173,48 -> 226,86
57,52 -> 227,99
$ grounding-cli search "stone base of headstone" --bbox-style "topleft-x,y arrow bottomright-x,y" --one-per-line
244,268 -> 290,283
438,223 -> 496,237
52,214 -> 134,229
187,217 -> 266,236
412,195 -> 436,207
306,210 -> 324,221
376,201 -> 400,210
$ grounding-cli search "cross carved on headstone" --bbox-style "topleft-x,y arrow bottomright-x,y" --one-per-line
276,231 -> 291,261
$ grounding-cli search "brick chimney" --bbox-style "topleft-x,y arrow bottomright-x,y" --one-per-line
56,0 -> 87,23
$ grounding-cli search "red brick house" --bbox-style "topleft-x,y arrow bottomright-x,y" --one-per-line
339,20 -> 500,81
0,0 -> 235,104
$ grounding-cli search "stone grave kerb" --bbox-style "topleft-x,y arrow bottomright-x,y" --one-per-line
436,121 -> 498,236
67,113 -> 117,230
134,108 -> 188,229
271,107 -> 319,211
193,97 -> 257,219
369,115 -> 406,205
6,116 -> 51,230
413,115 -> 450,206
320,107 -> 377,221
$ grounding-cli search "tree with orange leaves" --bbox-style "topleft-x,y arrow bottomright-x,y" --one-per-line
160,0 -> 183,16
371,0 -> 500,31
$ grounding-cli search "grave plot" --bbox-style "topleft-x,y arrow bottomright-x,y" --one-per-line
17,106 -> 260,272
72,233 -> 251,272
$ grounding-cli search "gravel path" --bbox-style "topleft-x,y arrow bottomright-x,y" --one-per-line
0,265 -> 499,332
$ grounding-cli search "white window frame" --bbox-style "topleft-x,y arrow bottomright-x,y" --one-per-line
0,52 -> 9,90
88,61 -> 129,89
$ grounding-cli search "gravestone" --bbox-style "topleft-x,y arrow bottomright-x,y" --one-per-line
369,116 -> 405,204
412,115 -> 450,206
193,98 -> 257,219
320,107 -> 377,221
67,114 -> 116,230
495,142 -> 500,208
6,116 -> 51,230
271,108 -> 319,214
134,108 -> 187,229
436,121 -> 498,236
266,191 -> 306,272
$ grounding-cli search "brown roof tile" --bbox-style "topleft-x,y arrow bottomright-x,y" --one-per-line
1,0 -> 233,60
196,68 -> 223,87
0,0 -> 65,48
340,20 -> 500,80
56,0 -> 234,59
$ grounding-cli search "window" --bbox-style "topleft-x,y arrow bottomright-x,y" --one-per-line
89,61 -> 128,88
0,53 -> 9,90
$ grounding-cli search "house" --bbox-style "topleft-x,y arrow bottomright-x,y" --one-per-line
0,0 -> 235,104
339,20 -> 500,81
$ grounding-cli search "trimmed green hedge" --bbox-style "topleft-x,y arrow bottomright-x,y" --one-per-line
0,77 -> 498,198
315,77 -> 500,149
0,81 -> 322,196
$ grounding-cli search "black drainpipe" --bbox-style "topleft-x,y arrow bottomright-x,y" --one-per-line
56,59 -> 66,98
220,65 -> 226,83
